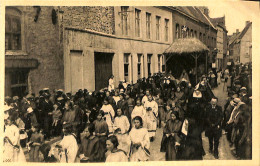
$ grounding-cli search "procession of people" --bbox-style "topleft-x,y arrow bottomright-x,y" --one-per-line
3,62 -> 252,162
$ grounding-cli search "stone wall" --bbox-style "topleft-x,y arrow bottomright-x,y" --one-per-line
25,6 -> 64,94
61,6 -> 115,34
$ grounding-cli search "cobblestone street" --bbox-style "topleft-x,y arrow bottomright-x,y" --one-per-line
149,81 -> 236,161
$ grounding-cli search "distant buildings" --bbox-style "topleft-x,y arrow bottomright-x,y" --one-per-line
210,16 -> 228,70
228,21 -> 252,64
5,6 -> 220,97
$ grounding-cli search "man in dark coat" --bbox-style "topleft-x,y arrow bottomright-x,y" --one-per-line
40,92 -> 54,139
205,97 -> 223,159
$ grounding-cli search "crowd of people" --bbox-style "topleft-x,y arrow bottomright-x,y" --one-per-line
3,62 -> 252,162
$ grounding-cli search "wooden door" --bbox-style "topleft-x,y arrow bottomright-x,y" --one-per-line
95,52 -> 113,91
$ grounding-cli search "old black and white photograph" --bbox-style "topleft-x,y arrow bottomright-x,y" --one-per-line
2,1 -> 259,164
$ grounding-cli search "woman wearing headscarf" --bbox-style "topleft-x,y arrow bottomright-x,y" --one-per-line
164,111 -> 183,160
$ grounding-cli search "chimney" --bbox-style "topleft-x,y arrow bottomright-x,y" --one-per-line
236,29 -> 239,34
204,8 -> 209,16
246,21 -> 250,26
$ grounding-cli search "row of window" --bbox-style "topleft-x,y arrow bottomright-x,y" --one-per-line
175,24 -> 216,47
123,53 -> 165,81
121,7 -> 170,42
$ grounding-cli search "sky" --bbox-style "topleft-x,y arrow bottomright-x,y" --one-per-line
207,1 -> 259,35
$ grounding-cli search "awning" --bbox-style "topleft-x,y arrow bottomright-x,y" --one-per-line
5,58 -> 39,69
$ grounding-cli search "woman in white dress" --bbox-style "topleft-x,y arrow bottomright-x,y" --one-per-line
129,116 -> 150,161
101,98 -> 115,134
56,124 -> 78,163
105,135 -> 128,162
4,116 -> 26,162
143,95 -> 158,141
131,99 -> 146,121
113,109 -> 131,156
108,75 -> 115,92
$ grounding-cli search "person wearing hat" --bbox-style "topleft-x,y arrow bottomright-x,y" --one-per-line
164,111 -> 182,160
239,87 -> 249,105
12,96 -> 19,111
205,98 -> 223,159
25,107 -> 38,139
227,98 -> 241,125
40,92 -> 54,139
43,88 -> 50,94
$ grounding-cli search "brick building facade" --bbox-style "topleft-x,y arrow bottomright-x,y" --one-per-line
5,6 -> 218,96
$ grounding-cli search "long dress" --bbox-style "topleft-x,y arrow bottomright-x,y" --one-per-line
100,104 -> 115,133
113,96 -> 121,105
4,124 -> 26,162
113,115 -> 131,155
144,100 -> 158,138
157,98 -> 166,126
129,127 -> 150,161
141,95 -> 148,105
59,134 -> 78,163
165,119 -> 183,160
78,135 -> 100,162
108,78 -> 115,92
131,105 -> 146,121
113,115 -> 130,134
127,98 -> 135,120
93,119 -> 109,162
106,150 -> 128,162
182,118 -> 204,160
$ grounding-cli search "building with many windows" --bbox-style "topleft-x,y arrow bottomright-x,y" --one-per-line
228,21 -> 252,64
5,6 -> 218,97
211,16 -> 228,70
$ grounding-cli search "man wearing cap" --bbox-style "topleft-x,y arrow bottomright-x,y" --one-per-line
205,98 -> 223,159
239,87 -> 249,105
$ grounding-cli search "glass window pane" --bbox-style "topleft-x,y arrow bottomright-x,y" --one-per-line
5,34 -> 11,50
124,64 -> 129,76
5,17 -> 11,32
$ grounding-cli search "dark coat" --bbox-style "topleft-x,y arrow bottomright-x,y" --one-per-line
205,104 -> 223,138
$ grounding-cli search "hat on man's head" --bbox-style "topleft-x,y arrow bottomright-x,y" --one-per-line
26,94 -> 33,99
43,88 -> 49,91
240,87 -> 247,91
13,96 -> 19,101
57,89 -> 64,92
57,97 -> 64,101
